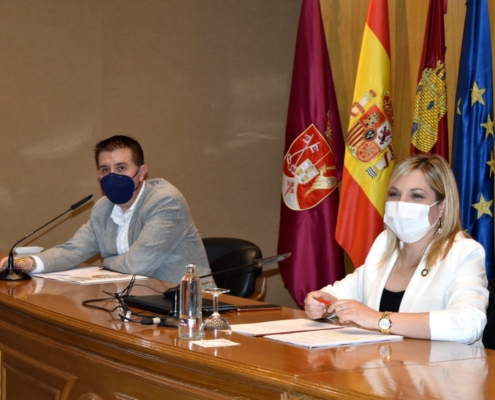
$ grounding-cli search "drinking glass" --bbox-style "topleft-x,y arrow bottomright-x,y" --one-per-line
200,288 -> 232,340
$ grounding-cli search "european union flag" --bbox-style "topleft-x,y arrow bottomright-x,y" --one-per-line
452,0 -> 494,279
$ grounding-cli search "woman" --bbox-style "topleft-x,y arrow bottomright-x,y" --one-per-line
305,155 -> 488,345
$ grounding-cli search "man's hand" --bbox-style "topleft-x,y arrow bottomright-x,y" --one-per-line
0,257 -> 36,273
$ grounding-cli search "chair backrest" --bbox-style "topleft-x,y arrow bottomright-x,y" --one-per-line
201,237 -> 262,298
483,279 -> 495,349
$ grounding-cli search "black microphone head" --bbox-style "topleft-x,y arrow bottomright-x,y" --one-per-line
70,194 -> 94,210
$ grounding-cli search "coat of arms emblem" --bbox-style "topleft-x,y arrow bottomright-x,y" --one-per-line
282,124 -> 337,211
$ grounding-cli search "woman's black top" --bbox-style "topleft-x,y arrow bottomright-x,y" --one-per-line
379,288 -> 405,312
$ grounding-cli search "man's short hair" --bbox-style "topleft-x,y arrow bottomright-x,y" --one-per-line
94,135 -> 144,167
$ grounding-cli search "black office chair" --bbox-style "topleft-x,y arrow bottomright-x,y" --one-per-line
201,237 -> 266,300
483,279 -> 495,349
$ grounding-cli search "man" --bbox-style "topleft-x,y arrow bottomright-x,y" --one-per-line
0,135 -> 212,284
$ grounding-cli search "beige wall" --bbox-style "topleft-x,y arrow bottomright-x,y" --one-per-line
1,1 -> 494,309
0,0 -> 302,308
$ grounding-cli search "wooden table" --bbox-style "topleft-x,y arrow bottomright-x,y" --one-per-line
0,271 -> 494,399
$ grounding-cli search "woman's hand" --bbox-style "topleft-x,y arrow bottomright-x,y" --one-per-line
304,291 -> 336,319
0,257 -> 35,273
328,299 -> 382,331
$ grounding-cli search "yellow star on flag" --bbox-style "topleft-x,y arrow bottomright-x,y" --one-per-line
481,114 -> 495,138
487,152 -> 495,178
457,98 -> 462,115
472,194 -> 493,219
471,82 -> 486,106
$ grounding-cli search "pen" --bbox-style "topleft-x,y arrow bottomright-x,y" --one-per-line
2,257 -> 28,267
317,297 -> 332,306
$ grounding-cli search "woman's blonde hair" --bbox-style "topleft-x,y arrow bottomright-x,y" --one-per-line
379,155 -> 464,269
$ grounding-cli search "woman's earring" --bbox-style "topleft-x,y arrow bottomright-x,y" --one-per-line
437,218 -> 443,234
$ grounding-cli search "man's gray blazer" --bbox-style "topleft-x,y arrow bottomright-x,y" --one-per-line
38,178 -> 211,284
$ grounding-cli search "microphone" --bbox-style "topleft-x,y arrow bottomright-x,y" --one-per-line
70,195 -> 94,210
0,194 -> 94,281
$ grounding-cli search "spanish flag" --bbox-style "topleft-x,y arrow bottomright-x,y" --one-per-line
336,0 -> 394,268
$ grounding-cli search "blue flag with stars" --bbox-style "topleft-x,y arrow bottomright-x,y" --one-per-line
452,0 -> 494,279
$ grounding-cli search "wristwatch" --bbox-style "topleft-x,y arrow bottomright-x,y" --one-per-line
378,311 -> 392,334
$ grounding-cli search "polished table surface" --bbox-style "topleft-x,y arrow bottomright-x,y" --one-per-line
0,264 -> 494,399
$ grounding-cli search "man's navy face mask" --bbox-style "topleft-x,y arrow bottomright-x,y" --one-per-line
100,168 -> 140,205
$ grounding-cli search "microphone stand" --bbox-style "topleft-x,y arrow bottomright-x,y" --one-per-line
0,194 -> 94,281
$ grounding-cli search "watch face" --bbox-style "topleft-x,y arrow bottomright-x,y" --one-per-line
379,318 -> 391,330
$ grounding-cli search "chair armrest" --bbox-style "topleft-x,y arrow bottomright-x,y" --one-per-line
248,276 -> 267,301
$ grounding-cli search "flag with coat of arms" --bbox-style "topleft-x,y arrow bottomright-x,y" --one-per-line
277,0 -> 345,308
336,0 -> 394,268
410,0 -> 449,160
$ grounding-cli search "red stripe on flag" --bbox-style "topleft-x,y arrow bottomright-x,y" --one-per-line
366,0 -> 391,58
336,166 -> 384,268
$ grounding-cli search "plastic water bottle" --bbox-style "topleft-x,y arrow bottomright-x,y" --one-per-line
179,263 -> 202,340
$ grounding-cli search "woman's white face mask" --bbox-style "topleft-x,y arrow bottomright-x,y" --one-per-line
384,201 -> 439,243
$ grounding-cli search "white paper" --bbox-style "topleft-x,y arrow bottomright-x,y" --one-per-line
14,246 -> 44,254
266,327 -> 403,348
191,339 -> 240,348
230,318 -> 341,337
33,266 -> 148,284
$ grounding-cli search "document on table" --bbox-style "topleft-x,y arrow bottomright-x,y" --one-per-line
191,339 -> 241,348
231,318 -> 342,337
266,327 -> 403,348
33,267 -> 148,284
